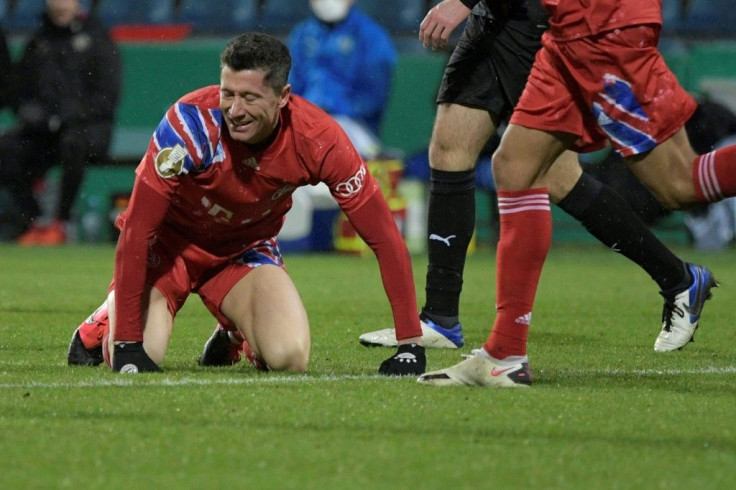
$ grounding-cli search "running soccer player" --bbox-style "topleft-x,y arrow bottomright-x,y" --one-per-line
66,32 -> 425,375
361,0 -> 716,359
418,0 -> 729,387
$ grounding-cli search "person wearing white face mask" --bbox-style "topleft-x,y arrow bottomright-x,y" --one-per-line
310,0 -> 353,23
287,0 -> 397,160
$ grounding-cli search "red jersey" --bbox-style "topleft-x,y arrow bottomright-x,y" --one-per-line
114,87 -> 420,342
542,0 -> 662,40
137,87 -> 376,257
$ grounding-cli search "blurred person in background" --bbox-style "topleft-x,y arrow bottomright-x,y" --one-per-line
287,0 -> 397,160
0,25 -> 17,240
0,25 -> 11,109
0,0 -> 121,245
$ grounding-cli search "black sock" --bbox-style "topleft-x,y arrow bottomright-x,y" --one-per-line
557,172 -> 686,291
422,168 -> 475,324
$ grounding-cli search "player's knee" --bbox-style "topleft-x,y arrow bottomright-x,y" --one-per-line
428,139 -> 476,172
491,147 -> 516,188
263,341 -> 309,372
428,142 -> 452,171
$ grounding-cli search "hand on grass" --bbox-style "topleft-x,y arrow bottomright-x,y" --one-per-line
379,344 -> 426,376
112,342 -> 162,373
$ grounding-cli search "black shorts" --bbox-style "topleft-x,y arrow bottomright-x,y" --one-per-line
437,2 -> 548,122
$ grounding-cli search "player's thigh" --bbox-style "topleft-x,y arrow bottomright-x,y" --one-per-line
493,124 -> 573,191
626,127 -> 699,209
106,287 -> 173,365
429,103 -> 497,171
537,151 -> 583,203
221,265 -> 310,371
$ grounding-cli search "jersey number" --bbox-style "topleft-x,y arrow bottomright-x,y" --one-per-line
201,197 -> 233,223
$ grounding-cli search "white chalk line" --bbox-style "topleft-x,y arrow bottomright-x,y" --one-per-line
0,366 -> 734,389
0,373 -> 383,389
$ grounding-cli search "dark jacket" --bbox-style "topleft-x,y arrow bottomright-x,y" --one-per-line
0,27 -> 11,109
14,12 -> 122,131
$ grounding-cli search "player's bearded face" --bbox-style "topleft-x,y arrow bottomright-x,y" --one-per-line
220,66 -> 290,145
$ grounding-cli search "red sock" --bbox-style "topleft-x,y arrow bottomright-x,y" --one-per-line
78,302 -> 110,349
693,145 -> 736,202
483,189 -> 551,359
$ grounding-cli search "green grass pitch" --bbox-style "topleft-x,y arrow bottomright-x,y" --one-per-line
0,243 -> 734,489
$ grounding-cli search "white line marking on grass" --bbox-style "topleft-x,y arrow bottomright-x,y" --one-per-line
577,366 -> 736,376
0,366 -> 734,390
0,373 -> 385,389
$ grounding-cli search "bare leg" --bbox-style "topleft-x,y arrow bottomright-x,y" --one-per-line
221,265 -> 310,372
107,288 -> 173,366
626,127 -> 699,209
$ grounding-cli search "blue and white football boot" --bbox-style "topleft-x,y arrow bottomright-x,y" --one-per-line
655,263 -> 718,352
359,316 -> 464,349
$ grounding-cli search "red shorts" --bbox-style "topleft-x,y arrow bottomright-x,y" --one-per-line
511,25 -> 697,156
112,231 -> 284,330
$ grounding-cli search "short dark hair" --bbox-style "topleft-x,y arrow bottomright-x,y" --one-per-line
220,32 -> 291,92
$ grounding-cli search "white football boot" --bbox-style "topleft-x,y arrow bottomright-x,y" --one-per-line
655,263 -> 717,352
417,349 -> 532,387
359,318 -> 464,348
